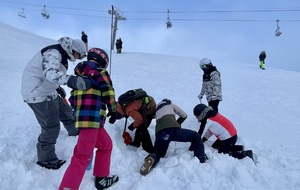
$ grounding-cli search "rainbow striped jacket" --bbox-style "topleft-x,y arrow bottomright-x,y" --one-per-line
69,61 -> 117,128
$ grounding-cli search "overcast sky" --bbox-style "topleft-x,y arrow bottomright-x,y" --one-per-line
0,0 -> 299,72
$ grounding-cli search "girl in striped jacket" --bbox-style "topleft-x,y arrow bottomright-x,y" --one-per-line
59,48 -> 118,190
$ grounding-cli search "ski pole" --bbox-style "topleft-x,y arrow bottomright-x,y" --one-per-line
124,117 -> 128,133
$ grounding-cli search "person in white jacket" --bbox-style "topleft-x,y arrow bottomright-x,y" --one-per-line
140,99 -> 207,176
21,37 -> 92,170
198,58 -> 222,112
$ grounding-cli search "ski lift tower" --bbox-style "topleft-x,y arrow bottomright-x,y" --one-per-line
108,6 -> 126,51
108,5 -> 126,75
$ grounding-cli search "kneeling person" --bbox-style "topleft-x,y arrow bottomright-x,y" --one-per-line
140,99 -> 207,176
193,104 -> 253,160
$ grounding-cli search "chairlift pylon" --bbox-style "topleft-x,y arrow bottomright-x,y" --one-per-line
166,10 -> 172,29
18,8 -> 26,18
275,20 -> 282,37
41,5 -> 50,19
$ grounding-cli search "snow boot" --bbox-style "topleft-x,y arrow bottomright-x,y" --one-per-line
245,150 -> 254,161
36,159 -> 66,170
199,154 -> 208,163
95,175 -> 119,190
230,145 -> 244,152
140,156 -> 155,176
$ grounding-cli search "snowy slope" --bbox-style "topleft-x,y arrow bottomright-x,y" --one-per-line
0,22 -> 299,190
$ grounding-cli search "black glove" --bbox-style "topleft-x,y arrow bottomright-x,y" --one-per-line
115,112 -> 123,120
67,76 -> 92,90
202,137 -> 207,143
177,117 -> 186,125
128,123 -> 135,131
107,111 -> 117,124
56,86 -> 66,98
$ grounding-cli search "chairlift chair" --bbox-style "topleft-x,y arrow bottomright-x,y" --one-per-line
41,5 -> 50,19
275,20 -> 282,37
166,19 -> 172,29
18,8 -> 26,18
166,10 -> 172,29
275,28 -> 282,37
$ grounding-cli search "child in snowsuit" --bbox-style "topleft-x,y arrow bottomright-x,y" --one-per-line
116,94 -> 156,153
59,48 -> 119,190
198,58 -> 222,112
193,104 -> 253,160
140,99 -> 206,176
259,51 -> 266,70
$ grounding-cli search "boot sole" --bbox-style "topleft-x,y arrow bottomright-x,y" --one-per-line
140,157 -> 154,176
37,160 -> 66,170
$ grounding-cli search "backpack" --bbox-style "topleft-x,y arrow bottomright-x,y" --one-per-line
118,88 -> 149,109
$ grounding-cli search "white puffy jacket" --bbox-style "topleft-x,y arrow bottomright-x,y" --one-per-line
21,37 -> 74,103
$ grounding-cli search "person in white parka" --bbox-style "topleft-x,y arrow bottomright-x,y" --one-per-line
21,37 -> 92,170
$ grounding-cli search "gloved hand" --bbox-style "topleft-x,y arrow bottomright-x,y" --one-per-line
67,75 -> 92,90
56,86 -> 66,98
198,94 -> 203,100
176,117 -> 186,125
128,123 -> 135,131
202,137 -> 207,143
107,111 -> 117,124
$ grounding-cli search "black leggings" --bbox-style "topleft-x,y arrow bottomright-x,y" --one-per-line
212,135 -> 237,154
208,100 -> 220,112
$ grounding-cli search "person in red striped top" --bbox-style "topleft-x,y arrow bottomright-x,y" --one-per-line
193,104 -> 253,160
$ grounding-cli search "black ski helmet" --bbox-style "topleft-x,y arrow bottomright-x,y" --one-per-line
87,48 -> 109,68
193,104 -> 207,116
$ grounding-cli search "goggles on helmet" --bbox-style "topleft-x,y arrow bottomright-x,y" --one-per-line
200,64 -> 206,70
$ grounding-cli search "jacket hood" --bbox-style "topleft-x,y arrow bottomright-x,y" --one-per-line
58,37 -> 76,62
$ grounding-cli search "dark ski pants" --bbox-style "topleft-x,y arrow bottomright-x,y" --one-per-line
150,127 -> 206,167
132,114 -> 154,153
27,96 -> 78,162
212,135 -> 247,159
208,100 -> 220,112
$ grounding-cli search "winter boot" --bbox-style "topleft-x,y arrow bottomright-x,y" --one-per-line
140,156 -> 155,176
245,150 -> 254,161
199,154 -> 208,163
230,145 -> 244,152
36,159 -> 66,170
95,175 -> 119,190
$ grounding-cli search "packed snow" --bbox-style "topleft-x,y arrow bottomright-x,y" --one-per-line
0,22 -> 299,190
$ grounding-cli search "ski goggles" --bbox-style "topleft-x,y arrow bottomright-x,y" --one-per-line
200,64 -> 206,70
73,50 -> 87,60
78,52 -> 87,60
